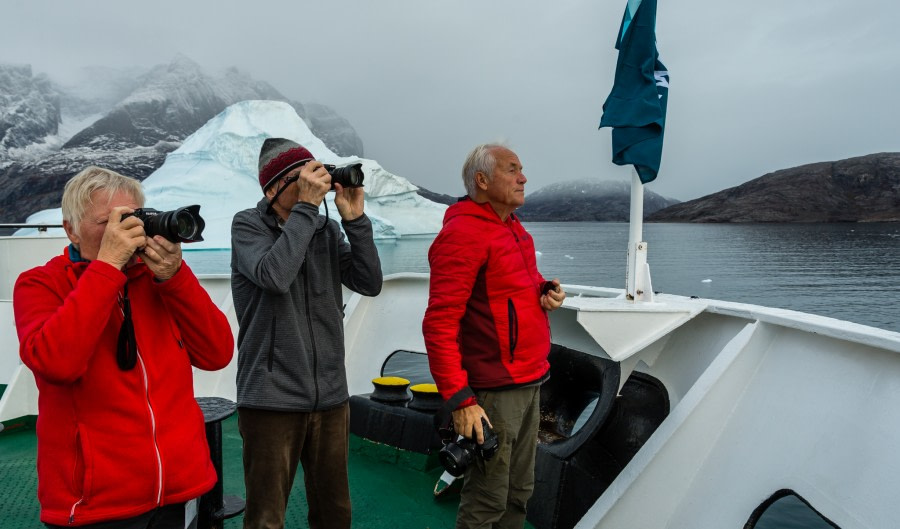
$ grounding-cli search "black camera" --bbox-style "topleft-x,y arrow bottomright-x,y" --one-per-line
323,163 -> 364,190
122,205 -> 206,243
439,418 -> 499,477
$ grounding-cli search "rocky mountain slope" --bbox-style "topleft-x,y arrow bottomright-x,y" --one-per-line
649,152 -> 900,222
0,58 -> 364,223
0,64 -> 59,152
516,179 -> 680,221
62,57 -> 286,151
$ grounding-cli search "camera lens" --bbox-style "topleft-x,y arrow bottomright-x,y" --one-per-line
173,210 -> 200,240
325,163 -> 365,189
439,441 -> 475,477
130,205 -> 205,243
338,165 -> 364,187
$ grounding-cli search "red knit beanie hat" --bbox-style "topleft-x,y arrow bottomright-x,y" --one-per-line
258,138 -> 315,191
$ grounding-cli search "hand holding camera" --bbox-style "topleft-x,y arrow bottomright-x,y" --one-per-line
333,182 -> 365,221
295,162 -> 365,217
295,161 -> 332,207
97,206 -> 146,270
117,205 -> 205,279
451,403 -> 491,444
439,417 -> 500,477
324,163 -> 365,220
141,235 -> 182,281
540,278 -> 566,311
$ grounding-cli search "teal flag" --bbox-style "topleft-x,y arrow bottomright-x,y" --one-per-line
599,0 -> 669,184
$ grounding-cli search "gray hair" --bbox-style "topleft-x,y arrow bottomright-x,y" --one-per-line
62,166 -> 145,234
462,143 -> 506,198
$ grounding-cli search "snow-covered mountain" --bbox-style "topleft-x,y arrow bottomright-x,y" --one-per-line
0,57 -> 365,224
24,100 -> 446,247
64,56 -> 287,151
0,64 -> 60,152
55,65 -> 145,125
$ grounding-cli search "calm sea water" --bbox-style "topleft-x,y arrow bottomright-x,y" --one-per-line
188,222 -> 900,333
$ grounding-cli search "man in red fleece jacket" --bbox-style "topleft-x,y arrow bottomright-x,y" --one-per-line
13,166 -> 233,528
423,144 -> 566,529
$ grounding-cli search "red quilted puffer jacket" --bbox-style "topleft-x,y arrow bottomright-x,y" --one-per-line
423,198 -> 552,406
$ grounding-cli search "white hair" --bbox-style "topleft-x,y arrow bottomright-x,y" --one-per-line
61,166 -> 144,234
462,143 -> 508,198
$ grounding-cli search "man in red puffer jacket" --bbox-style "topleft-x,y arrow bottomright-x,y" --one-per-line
14,166 -> 233,528
423,144 -> 566,529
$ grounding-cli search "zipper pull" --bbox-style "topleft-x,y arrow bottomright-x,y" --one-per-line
69,497 -> 83,524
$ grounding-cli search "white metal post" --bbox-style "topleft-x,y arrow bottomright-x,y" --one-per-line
626,169 -> 654,302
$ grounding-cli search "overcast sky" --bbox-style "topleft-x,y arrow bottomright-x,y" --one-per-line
3,0 -> 898,201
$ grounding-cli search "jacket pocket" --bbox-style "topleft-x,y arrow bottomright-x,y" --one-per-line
71,427 -> 94,507
167,316 -> 185,350
267,316 -> 276,372
507,298 -> 518,362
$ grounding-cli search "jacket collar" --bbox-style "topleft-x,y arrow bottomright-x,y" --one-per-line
67,243 -> 89,263
444,196 -> 519,226
256,197 -> 283,231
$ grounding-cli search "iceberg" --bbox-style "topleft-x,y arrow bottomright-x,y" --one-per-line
22,100 -> 447,248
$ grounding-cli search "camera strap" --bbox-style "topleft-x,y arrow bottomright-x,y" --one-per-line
434,386 -> 476,434
266,172 -> 330,234
116,283 -> 137,371
266,175 -> 300,214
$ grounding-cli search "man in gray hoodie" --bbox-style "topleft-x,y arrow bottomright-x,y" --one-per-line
231,138 -> 383,529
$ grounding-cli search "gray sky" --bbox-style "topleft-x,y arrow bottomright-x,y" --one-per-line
3,0 -> 898,201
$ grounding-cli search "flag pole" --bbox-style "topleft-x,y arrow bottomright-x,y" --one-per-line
626,168 -> 653,302
598,0 -> 665,302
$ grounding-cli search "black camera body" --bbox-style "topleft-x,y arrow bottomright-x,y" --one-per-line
439,418 -> 499,477
122,205 -> 205,243
323,163 -> 364,190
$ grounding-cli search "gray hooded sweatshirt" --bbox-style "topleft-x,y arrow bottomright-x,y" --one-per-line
231,198 -> 383,412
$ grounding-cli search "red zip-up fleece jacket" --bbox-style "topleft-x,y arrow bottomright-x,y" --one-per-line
13,247 -> 234,526
423,198 -> 552,406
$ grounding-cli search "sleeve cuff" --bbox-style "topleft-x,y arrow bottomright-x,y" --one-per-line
153,261 -> 194,292
86,260 -> 127,285
294,202 -> 320,215
341,213 -> 370,227
456,396 -> 478,410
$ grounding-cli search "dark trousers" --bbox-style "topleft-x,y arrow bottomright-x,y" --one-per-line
456,385 -> 541,529
238,404 -> 351,529
45,502 -> 195,529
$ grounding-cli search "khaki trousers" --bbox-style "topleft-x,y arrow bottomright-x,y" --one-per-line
456,385 -> 541,529
238,404 -> 351,529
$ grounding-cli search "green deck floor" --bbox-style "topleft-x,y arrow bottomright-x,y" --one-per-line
0,416 -> 534,529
